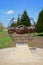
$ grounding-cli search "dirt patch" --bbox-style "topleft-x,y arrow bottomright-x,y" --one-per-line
8,41 -> 16,47
28,37 -> 43,48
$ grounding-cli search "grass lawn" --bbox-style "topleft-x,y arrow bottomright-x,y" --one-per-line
0,36 -> 12,48
35,32 -> 43,38
0,36 -> 16,49
0,31 -> 8,34
0,31 -> 16,48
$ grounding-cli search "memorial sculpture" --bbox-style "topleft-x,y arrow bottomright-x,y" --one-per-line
8,25 -> 35,34
8,17 -> 36,42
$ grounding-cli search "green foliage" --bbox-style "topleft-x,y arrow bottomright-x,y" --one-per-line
17,16 -> 21,26
0,36 -> 11,48
0,22 -> 4,31
10,11 -> 31,27
36,9 -> 43,32
21,10 -> 31,26
10,22 -> 17,27
9,17 -> 17,27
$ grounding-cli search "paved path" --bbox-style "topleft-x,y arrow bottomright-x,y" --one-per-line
0,44 -> 43,65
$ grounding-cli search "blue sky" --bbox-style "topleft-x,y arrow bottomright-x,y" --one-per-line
0,0 -> 43,27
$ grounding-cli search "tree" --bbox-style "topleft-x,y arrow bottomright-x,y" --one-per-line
17,16 -> 21,26
10,22 -> 17,27
21,10 -> 31,26
0,22 -> 4,31
9,17 -> 17,27
36,9 -> 43,32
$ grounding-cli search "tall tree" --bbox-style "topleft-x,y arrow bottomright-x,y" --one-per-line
17,15 -> 21,26
21,10 -> 31,26
36,9 -> 43,32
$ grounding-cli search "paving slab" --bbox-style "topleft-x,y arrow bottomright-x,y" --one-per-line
0,44 -> 43,65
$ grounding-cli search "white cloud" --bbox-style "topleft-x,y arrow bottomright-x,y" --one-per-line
6,10 -> 14,14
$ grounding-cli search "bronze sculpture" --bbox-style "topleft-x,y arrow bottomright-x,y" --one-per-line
8,25 -> 35,34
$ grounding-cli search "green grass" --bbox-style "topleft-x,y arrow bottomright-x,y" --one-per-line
0,31 -> 8,34
0,31 -> 17,34
0,31 -> 16,49
35,32 -> 43,37
0,31 -> 11,48
28,32 -> 43,38
0,36 -> 12,48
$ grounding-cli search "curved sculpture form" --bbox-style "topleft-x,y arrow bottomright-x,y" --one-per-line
28,26 -> 36,33
8,27 -> 15,34
14,25 -> 29,34
8,25 -> 35,34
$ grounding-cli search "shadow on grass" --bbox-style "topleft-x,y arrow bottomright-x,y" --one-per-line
36,33 -> 43,37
